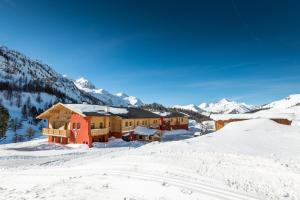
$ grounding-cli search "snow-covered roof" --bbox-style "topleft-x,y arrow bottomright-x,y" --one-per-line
64,104 -> 128,116
134,126 -> 160,136
211,112 -> 295,121
152,111 -> 171,117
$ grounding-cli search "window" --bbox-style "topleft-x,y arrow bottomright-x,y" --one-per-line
139,135 -> 143,140
77,123 -> 80,129
181,118 -> 183,122
142,121 -> 144,125
137,121 -> 139,126
129,121 -> 132,126
100,122 -> 103,129
145,121 -> 147,125
125,122 -> 128,127
91,123 -> 95,129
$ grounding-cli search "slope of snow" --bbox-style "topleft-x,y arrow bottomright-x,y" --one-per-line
199,98 -> 255,114
173,104 -> 204,113
74,77 -> 143,107
0,91 -> 56,144
263,94 -> 300,109
0,119 -> 299,200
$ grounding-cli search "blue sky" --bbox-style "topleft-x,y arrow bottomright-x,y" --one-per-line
1,0 -> 300,106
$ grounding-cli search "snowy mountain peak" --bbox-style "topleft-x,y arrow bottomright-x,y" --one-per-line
74,77 -> 96,90
116,93 -> 129,98
219,98 -> 231,104
73,78 -> 143,107
199,98 -> 255,114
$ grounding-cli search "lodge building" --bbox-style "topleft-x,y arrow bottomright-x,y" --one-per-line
37,103 -> 189,147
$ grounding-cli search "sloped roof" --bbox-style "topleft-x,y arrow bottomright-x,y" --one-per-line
115,107 -> 161,119
165,112 -> 188,118
37,103 -> 161,119
134,126 -> 160,136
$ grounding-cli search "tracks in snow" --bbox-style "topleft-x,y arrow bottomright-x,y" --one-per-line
100,167 -> 259,200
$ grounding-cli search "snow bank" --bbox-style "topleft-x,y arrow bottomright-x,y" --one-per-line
211,112 -> 295,121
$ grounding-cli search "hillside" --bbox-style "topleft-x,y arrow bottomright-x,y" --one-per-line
0,46 -> 103,105
263,94 -> 300,110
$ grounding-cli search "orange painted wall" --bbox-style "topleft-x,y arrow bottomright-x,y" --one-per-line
70,113 -> 92,147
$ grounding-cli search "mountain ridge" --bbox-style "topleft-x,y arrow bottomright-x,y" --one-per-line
74,77 -> 143,107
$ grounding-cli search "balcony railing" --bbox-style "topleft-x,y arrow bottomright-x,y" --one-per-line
42,128 -> 70,137
122,124 -> 160,132
122,126 -> 135,132
90,128 -> 109,136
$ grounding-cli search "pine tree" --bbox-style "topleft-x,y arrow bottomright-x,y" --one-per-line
9,117 -> 22,134
15,92 -> 22,108
26,127 -> 35,139
21,105 -> 28,119
36,92 -> 43,103
0,106 -> 9,140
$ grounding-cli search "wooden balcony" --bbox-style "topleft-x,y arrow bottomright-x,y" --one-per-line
122,126 -> 135,132
90,128 -> 109,136
42,128 -> 70,138
149,123 -> 160,128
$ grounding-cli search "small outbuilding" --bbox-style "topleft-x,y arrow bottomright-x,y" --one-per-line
133,126 -> 161,142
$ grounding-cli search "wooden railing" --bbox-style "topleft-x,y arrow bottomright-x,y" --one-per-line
122,126 -> 135,132
42,128 -> 71,137
90,128 -> 109,136
149,123 -> 160,128
122,124 -> 160,132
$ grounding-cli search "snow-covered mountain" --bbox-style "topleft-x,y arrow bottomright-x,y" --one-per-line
116,92 -> 143,107
174,99 -> 255,114
0,46 -> 103,105
199,98 -> 256,114
74,77 -> 143,107
173,104 -> 204,113
263,94 -> 300,110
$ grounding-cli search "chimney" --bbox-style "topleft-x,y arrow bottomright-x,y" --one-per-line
105,106 -> 110,113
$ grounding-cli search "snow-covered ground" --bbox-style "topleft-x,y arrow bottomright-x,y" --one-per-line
1,119 -> 300,200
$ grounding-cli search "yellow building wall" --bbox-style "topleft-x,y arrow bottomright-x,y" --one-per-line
89,116 -> 110,129
109,116 -> 122,133
121,118 -> 161,132
170,117 -> 189,125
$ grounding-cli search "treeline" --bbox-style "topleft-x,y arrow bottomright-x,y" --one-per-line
0,80 -> 76,103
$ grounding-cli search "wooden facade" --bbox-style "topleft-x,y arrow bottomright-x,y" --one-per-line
160,112 -> 189,130
37,103 -> 187,147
